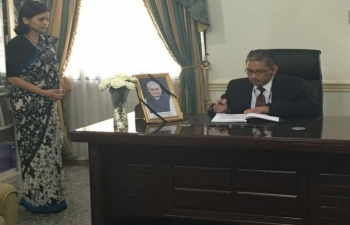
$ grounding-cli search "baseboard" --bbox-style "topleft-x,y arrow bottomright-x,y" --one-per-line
63,158 -> 89,167
0,169 -> 20,182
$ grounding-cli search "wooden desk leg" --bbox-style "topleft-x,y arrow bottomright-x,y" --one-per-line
89,143 -> 104,225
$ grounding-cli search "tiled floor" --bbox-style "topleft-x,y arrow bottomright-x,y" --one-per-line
6,166 -> 234,225
6,166 -> 91,225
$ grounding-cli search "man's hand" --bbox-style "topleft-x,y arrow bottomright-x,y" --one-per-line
213,98 -> 228,113
244,106 -> 269,114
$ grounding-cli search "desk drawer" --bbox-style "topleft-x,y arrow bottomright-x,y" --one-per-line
173,166 -> 231,188
172,166 -> 232,211
235,169 -> 298,194
236,191 -> 298,217
173,188 -> 232,211
313,173 -> 350,224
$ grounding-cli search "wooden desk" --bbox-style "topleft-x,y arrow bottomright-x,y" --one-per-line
69,115 -> 350,225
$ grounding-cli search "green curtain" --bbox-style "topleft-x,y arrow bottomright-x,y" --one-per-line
144,0 -> 209,114
41,0 -> 81,155
54,0 -> 69,64
42,0 -> 80,67
41,0 -> 53,9
175,0 -> 209,30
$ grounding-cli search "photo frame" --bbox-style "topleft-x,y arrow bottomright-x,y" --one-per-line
134,73 -> 183,124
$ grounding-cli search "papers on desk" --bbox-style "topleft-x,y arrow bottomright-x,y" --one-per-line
212,113 -> 280,123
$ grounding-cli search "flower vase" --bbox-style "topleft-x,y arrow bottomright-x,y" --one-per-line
110,87 -> 130,130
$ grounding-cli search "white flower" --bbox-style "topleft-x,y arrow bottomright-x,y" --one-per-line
115,74 -> 128,79
98,77 -> 112,90
125,81 -> 136,89
128,77 -> 137,82
98,74 -> 136,91
110,79 -> 126,89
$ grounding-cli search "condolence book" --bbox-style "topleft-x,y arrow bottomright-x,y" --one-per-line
212,113 -> 280,123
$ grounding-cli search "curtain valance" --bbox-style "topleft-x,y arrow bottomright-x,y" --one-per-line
175,0 -> 209,31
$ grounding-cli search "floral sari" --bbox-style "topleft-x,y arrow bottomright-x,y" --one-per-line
10,33 -> 67,213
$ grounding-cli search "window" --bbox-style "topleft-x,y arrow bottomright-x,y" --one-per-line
65,0 -> 181,80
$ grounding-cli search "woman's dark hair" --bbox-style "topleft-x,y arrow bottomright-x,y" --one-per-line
14,1 -> 49,35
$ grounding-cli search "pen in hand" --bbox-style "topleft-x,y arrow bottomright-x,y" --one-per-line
214,94 -> 228,112
215,94 -> 227,105
215,99 -> 226,106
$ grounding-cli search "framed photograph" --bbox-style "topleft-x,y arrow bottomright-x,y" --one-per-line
134,73 -> 183,124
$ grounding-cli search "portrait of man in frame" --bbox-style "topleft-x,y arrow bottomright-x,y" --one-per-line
134,73 -> 183,124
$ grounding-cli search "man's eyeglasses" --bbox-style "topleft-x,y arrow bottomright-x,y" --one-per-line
245,68 -> 270,76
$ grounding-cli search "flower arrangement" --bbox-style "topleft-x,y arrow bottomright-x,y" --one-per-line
98,74 -> 137,129
98,74 -> 137,91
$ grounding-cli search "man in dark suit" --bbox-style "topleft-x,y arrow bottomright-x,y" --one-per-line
208,49 -> 320,117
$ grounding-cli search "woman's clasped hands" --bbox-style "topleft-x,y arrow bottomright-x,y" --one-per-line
42,88 -> 65,101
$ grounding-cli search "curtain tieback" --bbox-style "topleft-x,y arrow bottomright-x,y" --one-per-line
182,60 -> 211,70
59,76 -> 72,92
182,64 -> 201,69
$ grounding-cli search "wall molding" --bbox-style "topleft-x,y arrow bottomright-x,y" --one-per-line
209,81 -> 350,92
323,83 -> 350,92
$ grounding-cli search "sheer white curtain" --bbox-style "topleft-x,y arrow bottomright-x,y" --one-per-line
65,0 -> 181,159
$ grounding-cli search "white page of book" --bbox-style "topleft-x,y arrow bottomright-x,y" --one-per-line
211,113 -> 246,123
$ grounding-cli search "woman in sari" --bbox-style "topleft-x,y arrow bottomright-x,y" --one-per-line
6,1 -> 67,213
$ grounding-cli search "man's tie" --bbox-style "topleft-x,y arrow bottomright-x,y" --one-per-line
255,86 -> 266,107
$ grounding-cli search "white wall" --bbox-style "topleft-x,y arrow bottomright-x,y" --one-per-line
206,0 -> 350,116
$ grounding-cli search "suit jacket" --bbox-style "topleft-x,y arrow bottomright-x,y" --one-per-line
208,74 -> 320,117
146,94 -> 170,112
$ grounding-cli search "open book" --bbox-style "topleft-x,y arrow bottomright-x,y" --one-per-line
212,113 -> 280,123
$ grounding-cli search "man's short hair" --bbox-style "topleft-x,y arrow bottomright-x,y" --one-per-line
147,81 -> 160,89
245,49 -> 275,67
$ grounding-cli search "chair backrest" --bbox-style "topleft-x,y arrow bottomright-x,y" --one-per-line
267,49 -> 323,115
